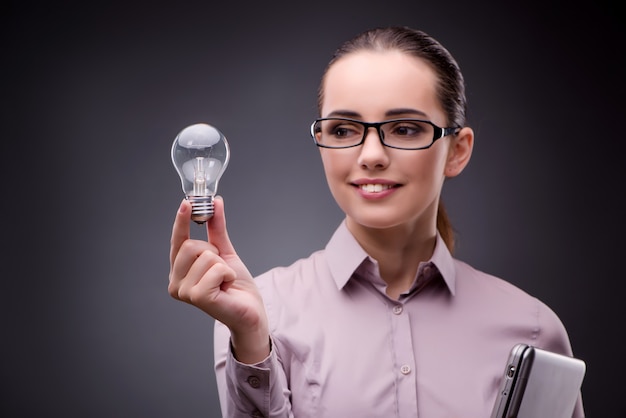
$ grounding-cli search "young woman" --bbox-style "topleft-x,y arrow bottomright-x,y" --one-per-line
169,26 -> 584,417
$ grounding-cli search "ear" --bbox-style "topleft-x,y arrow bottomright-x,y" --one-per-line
445,127 -> 474,177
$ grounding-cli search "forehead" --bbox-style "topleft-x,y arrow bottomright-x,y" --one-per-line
321,50 -> 441,118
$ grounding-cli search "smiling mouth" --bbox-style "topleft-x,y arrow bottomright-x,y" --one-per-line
358,184 -> 395,193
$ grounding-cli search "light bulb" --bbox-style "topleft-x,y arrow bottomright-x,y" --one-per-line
171,123 -> 230,224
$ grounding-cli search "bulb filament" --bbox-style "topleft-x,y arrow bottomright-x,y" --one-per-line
193,157 -> 207,196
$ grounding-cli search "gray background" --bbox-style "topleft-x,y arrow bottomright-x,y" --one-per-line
3,0 -> 624,416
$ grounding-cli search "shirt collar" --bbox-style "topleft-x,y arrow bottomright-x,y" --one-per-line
325,220 -> 370,290
430,232 -> 457,296
325,220 -> 457,296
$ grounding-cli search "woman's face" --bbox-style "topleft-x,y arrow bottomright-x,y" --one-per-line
319,50 -> 464,233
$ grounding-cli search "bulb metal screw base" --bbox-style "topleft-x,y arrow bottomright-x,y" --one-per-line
187,195 -> 214,224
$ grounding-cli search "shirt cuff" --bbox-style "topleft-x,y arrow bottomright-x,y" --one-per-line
225,336 -> 285,417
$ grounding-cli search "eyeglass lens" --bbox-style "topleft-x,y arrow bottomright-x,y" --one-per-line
314,119 -> 436,149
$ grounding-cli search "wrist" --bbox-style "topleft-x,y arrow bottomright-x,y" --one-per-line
230,328 -> 271,365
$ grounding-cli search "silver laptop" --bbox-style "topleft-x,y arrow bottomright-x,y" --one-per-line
491,343 -> 586,418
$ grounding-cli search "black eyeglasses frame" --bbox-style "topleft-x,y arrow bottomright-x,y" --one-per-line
310,117 -> 460,150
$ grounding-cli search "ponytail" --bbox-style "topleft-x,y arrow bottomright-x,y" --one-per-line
436,201 -> 455,254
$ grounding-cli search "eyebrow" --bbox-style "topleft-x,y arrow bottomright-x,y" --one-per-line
325,108 -> 430,119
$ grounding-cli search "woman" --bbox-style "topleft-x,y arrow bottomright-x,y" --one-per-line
169,26 -> 584,417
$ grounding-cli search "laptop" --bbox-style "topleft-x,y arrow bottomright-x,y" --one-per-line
491,343 -> 586,418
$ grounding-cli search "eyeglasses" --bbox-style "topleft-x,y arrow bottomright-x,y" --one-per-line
310,117 -> 460,150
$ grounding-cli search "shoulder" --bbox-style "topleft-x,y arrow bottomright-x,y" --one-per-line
453,258 -> 536,303
452,258 -> 573,355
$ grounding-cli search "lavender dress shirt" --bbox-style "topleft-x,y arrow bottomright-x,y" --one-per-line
214,221 -> 584,417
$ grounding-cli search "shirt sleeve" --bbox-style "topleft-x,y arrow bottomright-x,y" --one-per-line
534,300 -> 585,418
214,320 -> 293,417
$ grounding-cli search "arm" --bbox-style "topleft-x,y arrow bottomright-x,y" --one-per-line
169,197 -> 291,415
168,197 -> 270,363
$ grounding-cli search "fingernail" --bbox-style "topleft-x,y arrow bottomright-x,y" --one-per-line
178,200 -> 187,214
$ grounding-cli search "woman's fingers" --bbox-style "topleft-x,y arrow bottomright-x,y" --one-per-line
206,196 -> 237,258
168,197 -> 241,309
169,199 -> 192,269
185,261 -> 237,307
175,246 -> 234,303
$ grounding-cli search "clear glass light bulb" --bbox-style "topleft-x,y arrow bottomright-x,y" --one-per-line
171,123 -> 230,224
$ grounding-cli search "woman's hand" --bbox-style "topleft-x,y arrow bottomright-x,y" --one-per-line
168,196 -> 270,364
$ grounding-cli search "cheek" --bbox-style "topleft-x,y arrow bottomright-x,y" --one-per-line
397,148 -> 449,189
422,141 -> 451,175
320,150 -> 349,180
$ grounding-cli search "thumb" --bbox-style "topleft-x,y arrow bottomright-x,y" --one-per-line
206,195 -> 237,257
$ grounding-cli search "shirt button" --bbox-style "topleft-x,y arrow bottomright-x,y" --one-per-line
423,265 -> 431,276
392,305 -> 403,315
400,365 -> 411,375
247,375 -> 261,388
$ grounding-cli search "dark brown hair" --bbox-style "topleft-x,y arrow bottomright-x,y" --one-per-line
317,26 -> 468,253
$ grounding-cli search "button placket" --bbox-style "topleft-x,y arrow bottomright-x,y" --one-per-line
389,300 -> 418,414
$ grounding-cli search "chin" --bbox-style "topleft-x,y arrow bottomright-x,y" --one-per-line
346,211 -> 408,230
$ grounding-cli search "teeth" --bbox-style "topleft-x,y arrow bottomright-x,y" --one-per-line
360,184 -> 391,193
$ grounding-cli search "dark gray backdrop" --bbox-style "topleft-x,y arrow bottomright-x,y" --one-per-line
3,0 -> 624,416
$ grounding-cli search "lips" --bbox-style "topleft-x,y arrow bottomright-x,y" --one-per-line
358,184 -> 393,193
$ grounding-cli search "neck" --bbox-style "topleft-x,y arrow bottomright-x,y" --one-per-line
346,218 -> 437,299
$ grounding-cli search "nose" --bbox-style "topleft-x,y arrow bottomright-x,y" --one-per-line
357,127 -> 390,169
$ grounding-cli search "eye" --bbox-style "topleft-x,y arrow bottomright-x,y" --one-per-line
328,121 -> 362,138
389,121 -> 428,137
